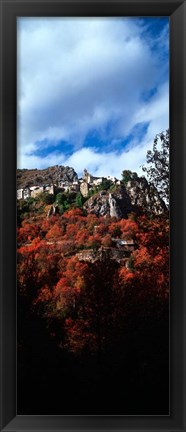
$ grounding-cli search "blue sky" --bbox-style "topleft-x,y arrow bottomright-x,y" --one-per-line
17,17 -> 169,178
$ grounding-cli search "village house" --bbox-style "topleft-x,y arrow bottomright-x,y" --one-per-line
17,187 -> 31,200
82,169 -> 94,184
17,183 -> 56,200
58,181 -> 71,192
112,238 -> 136,253
107,175 -> 117,183
44,184 -> 56,195
80,169 -> 105,197
17,188 -> 23,200
71,181 -> 80,192
76,245 -> 134,266
58,180 -> 80,193
112,238 -> 135,246
83,169 -> 104,186
17,189 -> 24,200
30,186 -> 44,198
92,178 -> 104,186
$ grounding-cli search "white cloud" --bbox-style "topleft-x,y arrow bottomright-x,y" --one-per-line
17,17 -> 169,173
18,137 -> 161,181
19,140 -> 152,180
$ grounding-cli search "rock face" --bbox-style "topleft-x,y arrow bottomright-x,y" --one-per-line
83,191 -> 110,217
84,180 -> 167,218
17,165 -> 78,189
109,194 -> 122,218
125,177 -> 167,215
47,204 -> 59,218
83,187 -> 132,219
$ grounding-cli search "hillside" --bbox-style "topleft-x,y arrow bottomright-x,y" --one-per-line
17,165 -> 169,415
17,165 -> 167,218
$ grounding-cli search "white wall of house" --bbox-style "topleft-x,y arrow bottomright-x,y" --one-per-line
44,185 -> 55,194
93,178 -> 103,186
23,189 -> 31,199
30,186 -> 44,198
17,189 -> 23,200
107,175 -> 117,182
17,188 -> 31,199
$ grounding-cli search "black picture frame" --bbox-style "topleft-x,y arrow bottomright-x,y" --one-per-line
0,0 -> 185,430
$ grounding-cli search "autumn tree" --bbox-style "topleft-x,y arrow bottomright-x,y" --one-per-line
17,220 -> 41,244
75,227 -> 89,249
101,234 -> 112,247
119,215 -> 169,316
108,221 -> 122,237
45,223 -> 64,240
17,236 -> 62,302
34,251 -> 121,357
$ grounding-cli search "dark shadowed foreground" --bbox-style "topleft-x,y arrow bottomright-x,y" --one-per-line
17,279 -> 169,415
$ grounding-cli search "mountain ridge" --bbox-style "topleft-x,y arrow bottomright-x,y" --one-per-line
17,165 -> 78,189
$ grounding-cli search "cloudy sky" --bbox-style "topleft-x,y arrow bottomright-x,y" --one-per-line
17,17 -> 169,179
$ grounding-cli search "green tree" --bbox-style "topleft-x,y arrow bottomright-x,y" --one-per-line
55,192 -> 65,205
100,179 -> 112,191
121,170 -> 138,184
75,192 -> 84,208
142,129 -> 169,207
43,193 -> 55,205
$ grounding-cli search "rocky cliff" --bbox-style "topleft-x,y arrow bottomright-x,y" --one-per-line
17,165 -> 78,189
125,176 -> 167,215
83,180 -> 167,218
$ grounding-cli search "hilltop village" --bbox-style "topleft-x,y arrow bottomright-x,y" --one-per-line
17,168 -> 121,200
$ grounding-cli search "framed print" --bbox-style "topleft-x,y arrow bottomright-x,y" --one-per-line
0,0 -> 186,431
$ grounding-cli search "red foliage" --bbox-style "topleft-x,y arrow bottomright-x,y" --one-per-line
75,228 -> 89,248
17,207 -> 169,354
17,221 -> 40,244
119,219 -> 138,239
46,223 -> 64,240
101,234 -> 112,247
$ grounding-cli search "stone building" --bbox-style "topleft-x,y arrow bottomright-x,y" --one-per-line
76,246 -> 134,266
17,189 -> 23,200
80,181 -> 89,197
93,178 -> 103,186
83,169 -> 94,184
44,184 -> 55,194
17,188 -> 31,200
107,175 -> 117,183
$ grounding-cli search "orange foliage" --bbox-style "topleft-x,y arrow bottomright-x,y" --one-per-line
17,206 -> 169,354
46,223 -> 64,240
101,234 -> 112,247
